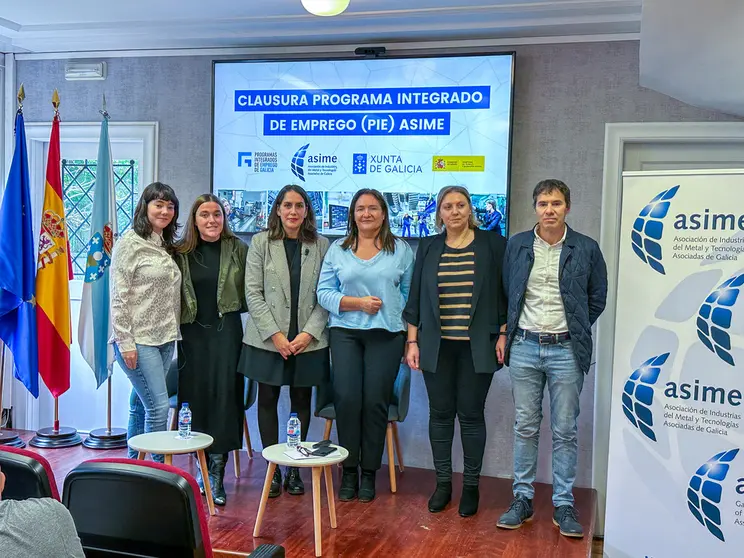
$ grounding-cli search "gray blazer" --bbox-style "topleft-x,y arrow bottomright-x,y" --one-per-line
243,231 -> 330,352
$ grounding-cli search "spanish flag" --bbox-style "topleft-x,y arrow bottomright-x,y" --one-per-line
36,91 -> 72,398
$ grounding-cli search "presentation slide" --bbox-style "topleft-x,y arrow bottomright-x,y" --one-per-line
212,54 -> 513,237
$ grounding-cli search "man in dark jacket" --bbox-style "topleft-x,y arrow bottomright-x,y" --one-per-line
496,179 -> 607,538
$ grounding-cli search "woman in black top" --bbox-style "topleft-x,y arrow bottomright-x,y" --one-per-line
239,185 -> 330,498
175,194 -> 248,506
403,185 -> 508,518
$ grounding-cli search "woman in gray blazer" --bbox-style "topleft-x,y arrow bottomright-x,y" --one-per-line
238,184 -> 330,498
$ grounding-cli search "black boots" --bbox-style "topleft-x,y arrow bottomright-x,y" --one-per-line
339,467 -> 359,501
284,466 -> 305,495
208,453 -> 227,506
428,483 -> 452,513
269,467 -> 282,498
359,469 -> 376,503
458,485 -> 479,517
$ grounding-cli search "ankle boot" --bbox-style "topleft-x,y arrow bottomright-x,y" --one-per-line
269,467 -> 282,498
359,469 -> 376,503
284,466 -> 305,495
428,482 -> 452,513
459,485 -> 480,517
339,467 -> 359,501
208,453 -> 227,506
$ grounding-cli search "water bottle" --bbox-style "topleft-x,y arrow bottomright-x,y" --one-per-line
178,402 -> 192,439
287,412 -> 301,449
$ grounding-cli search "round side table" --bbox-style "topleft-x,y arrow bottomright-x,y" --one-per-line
254,442 -> 348,557
128,431 -> 216,515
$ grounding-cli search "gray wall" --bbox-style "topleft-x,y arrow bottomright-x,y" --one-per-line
17,41 -> 740,487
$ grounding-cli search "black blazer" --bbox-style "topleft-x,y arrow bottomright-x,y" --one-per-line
403,228 -> 508,374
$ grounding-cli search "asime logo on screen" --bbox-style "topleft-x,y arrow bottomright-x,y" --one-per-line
687,448 -> 739,542
621,353 -> 668,442
291,143 -> 310,182
631,185 -> 680,275
697,272 -> 744,366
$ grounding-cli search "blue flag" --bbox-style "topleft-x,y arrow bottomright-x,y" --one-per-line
0,111 -> 39,397
78,116 -> 118,388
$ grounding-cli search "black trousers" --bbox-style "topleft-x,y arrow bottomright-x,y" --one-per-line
423,339 -> 494,487
330,327 -> 405,471
257,383 -> 312,447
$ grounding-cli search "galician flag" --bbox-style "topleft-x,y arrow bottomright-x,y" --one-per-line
35,91 -> 72,398
78,111 -> 117,388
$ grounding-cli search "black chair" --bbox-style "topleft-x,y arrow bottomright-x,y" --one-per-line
0,445 -> 60,500
63,458 -> 284,558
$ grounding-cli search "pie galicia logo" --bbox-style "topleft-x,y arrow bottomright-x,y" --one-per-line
697,272 -> 744,367
621,353 -> 668,442
631,185 -> 680,275
687,448 -> 739,542
291,143 -> 310,182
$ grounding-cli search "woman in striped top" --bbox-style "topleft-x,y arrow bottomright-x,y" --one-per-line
403,185 -> 508,518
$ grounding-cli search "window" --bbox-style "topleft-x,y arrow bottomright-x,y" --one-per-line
63,159 -> 139,278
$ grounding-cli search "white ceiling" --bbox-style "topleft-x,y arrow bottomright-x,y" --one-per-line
0,0 -> 641,55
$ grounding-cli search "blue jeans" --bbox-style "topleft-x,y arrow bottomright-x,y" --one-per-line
114,342 -> 174,461
508,334 -> 584,507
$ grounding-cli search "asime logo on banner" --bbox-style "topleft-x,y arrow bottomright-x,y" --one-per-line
697,273 -> 744,366
687,448 -> 740,542
631,185 -> 680,275
621,353 -> 669,442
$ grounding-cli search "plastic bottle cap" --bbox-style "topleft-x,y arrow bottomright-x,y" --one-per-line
290,412 -> 298,417
182,402 -> 189,407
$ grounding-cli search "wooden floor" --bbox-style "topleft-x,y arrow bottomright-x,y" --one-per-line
8,429 -> 597,558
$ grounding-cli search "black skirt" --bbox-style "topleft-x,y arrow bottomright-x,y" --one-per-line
239,343 -> 329,387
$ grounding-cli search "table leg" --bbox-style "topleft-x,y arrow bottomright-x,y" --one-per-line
164,454 -> 172,466
197,450 -> 216,516
323,465 -> 337,529
253,462 -> 276,537
312,467 -> 322,557
137,452 -> 146,460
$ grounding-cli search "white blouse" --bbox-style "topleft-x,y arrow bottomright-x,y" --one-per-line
110,229 -> 181,353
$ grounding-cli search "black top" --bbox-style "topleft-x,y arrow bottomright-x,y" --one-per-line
403,229 -> 508,374
192,238 -> 221,325
284,238 -> 301,339
438,244 -> 476,340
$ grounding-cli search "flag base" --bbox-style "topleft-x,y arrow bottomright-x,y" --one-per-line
0,430 -> 26,448
29,426 -> 83,448
82,427 -> 127,450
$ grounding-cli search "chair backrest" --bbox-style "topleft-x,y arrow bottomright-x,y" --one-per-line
63,458 -> 212,558
392,362 -> 412,422
166,357 -> 179,399
0,445 -> 60,500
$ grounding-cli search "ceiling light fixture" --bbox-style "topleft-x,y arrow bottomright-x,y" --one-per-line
301,0 -> 350,17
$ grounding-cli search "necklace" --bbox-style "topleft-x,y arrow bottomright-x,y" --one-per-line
448,229 -> 473,249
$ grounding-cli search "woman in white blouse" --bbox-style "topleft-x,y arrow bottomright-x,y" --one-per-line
111,182 -> 181,461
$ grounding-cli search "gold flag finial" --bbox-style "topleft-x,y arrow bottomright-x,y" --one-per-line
52,89 -> 60,111
17,84 -> 25,107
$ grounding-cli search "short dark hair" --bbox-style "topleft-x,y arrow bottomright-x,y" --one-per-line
266,184 -> 318,243
132,182 -> 180,251
532,179 -> 571,209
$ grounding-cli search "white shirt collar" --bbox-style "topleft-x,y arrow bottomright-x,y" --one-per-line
533,224 -> 567,248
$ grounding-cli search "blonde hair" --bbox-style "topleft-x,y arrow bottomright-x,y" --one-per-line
435,186 -> 479,232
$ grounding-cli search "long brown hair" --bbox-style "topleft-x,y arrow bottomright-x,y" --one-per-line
435,185 -> 479,232
340,188 -> 396,254
266,184 -> 318,243
176,193 -> 236,255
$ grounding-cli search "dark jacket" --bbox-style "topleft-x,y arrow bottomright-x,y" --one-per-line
503,225 -> 607,374
176,235 -> 249,324
403,229 -> 508,374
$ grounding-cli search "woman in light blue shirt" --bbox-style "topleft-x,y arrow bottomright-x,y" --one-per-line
317,188 -> 414,503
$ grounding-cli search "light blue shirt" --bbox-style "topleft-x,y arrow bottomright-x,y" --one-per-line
317,238 -> 414,332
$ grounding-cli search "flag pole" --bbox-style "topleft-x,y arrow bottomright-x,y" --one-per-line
82,94 -> 126,449
0,341 -> 26,447
29,89 -> 81,449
